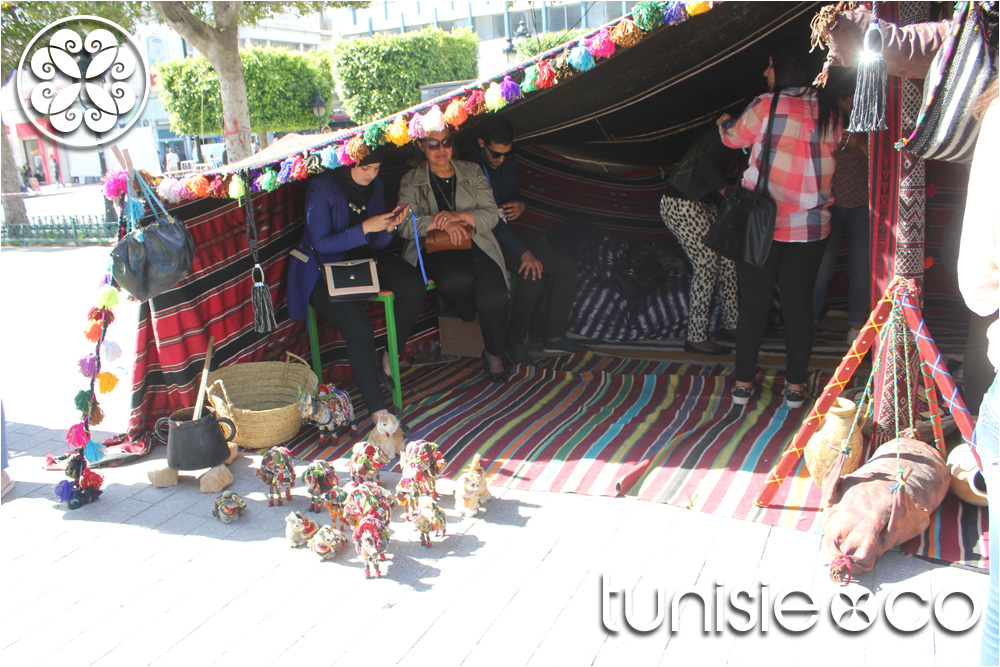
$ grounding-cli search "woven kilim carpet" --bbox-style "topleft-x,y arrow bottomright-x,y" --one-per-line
283,351 -> 987,569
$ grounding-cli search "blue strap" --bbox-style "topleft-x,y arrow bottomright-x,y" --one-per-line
134,174 -> 171,220
410,211 -> 428,286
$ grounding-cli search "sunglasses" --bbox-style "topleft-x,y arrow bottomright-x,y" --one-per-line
487,147 -> 512,159
424,137 -> 454,150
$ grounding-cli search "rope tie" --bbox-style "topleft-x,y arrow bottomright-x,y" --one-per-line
830,554 -> 854,585
242,171 -> 277,333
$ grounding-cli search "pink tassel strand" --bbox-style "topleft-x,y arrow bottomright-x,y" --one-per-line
66,422 -> 89,449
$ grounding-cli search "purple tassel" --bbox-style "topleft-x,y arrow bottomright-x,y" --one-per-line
249,171 -> 262,193
276,158 -> 295,183
663,1 -> 689,25
500,75 -> 523,103
78,353 -> 98,378
66,422 -> 89,448
408,113 -> 426,139
55,480 -> 77,504
99,273 -> 113,287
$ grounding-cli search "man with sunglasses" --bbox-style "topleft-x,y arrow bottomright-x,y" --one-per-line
471,119 -> 584,364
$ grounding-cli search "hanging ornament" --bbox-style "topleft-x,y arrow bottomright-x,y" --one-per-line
337,142 -> 356,166
97,285 -> 120,310
84,319 -> 103,343
78,353 -> 98,379
89,403 -> 105,427
422,105 -> 447,132
228,174 -> 246,199
320,145 -> 340,169
83,439 -> 106,464
66,422 -> 89,448
464,89 -> 486,115
304,153 -> 324,174
520,65 -> 540,94
256,167 -> 280,192
663,1 -> 688,25
848,1 -> 888,132
535,60 -> 556,88
74,390 -> 93,414
686,1 -> 712,16
484,81 -> 507,111
610,17 -> 642,47
551,51 -> 575,83
55,480 -> 76,504
183,175 -> 212,198
407,112 -> 427,139
100,339 -> 123,363
170,179 -> 191,202
209,175 -> 227,198
97,371 -> 119,394
363,121 -> 388,148
290,155 -> 308,180
500,75 -> 523,103
568,41 -> 596,71
444,98 -> 469,128
633,1 -> 665,31
101,171 -> 128,200
276,157 -> 295,183
588,28 -> 615,58
156,177 -> 180,203
87,307 -> 114,325
387,116 -> 411,145
346,135 -> 371,163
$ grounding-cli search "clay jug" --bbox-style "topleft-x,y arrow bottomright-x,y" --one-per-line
946,443 -> 988,506
804,397 -> 864,489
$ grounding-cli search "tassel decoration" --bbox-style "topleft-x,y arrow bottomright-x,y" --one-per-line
74,390 -> 93,414
157,177 -> 181,204
78,353 -> 98,379
551,52 -> 575,83
124,197 -> 145,224
170,179 -> 191,202
80,467 -> 104,490
320,145 -> 340,169
304,153 -> 324,174
569,41 -> 596,72
848,2 -> 888,132
83,440 -> 106,464
610,18 -> 642,47
422,105 -> 447,133
588,28 -> 615,58
228,175 -> 246,200
387,116 -> 411,145
633,1 -> 665,31
535,60 -> 555,88
484,82 -> 507,111
464,90 -> 486,115
363,121 -> 388,148
88,307 -> 114,325
55,480 -> 76,504
84,319 -> 104,343
101,171 -> 128,200
663,1 -> 688,25
97,285 -> 120,310
290,155 -> 308,180
521,65 -> 540,94
251,264 -> 278,333
256,168 -> 279,192
209,175 -> 227,198
407,112 -> 427,139
346,135 -> 371,162
686,1 -> 712,16
67,422 -> 89,448
100,339 -> 123,363
444,98 -> 469,128
500,75 -> 523,103
97,371 -> 119,394
89,403 -> 104,427
336,143 -> 356,166
183,175 -> 212,198
276,158 -> 295,184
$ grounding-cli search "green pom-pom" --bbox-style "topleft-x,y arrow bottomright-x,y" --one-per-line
633,1 -> 665,31
520,65 -> 539,94
363,121 -> 388,148
74,390 -> 93,414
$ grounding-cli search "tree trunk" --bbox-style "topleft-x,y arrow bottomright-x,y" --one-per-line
1,119 -> 28,229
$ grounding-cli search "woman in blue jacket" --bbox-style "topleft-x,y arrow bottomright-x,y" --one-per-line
287,149 -> 424,422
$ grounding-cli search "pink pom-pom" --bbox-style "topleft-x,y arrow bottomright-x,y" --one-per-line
291,155 -> 308,180
408,112 -> 427,139
101,171 -> 128,200
588,28 -> 616,58
66,422 -> 89,448
336,143 -> 356,166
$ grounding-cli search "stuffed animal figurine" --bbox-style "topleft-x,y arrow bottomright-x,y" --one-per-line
323,485 -> 350,531
454,470 -> 482,518
469,453 -> 492,504
298,383 -> 355,442
285,511 -> 320,548
367,411 -> 405,463
349,441 -> 389,486
394,475 -> 420,522
413,497 -> 447,547
212,490 -> 247,524
353,515 -> 387,579
301,460 -> 339,513
256,446 -> 295,506
309,525 -> 348,561
402,439 -> 447,500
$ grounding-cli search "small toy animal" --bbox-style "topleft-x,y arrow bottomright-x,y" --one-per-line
323,485 -> 350,531
402,439 -> 447,500
454,471 -> 483,518
285,511 -> 320,548
394,475 -> 420,522
301,460 -> 339,513
413,497 -> 447,547
469,453 -> 492,504
367,411 -> 405,463
256,446 -> 295,506
298,383 -> 355,442
345,481 -> 394,527
353,515 -> 387,579
212,490 -> 247,524
308,525 -> 347,561
349,441 -> 389,486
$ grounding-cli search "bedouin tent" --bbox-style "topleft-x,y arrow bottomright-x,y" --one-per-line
87,1 -> 966,462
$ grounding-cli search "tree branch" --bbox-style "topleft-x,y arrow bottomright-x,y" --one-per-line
153,2 -> 217,55
213,1 -> 243,32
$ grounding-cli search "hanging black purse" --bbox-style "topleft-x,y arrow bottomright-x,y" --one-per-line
110,175 -> 194,301
703,92 -> 780,268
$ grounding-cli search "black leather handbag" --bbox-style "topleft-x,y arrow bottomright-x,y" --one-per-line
704,93 -> 780,268
111,176 -> 194,301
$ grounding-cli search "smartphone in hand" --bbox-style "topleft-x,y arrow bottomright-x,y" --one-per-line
391,204 -> 408,220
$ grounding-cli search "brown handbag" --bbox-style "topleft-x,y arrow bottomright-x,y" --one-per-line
423,228 -> 471,253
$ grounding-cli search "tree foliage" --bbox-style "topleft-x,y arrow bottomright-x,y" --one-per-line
514,29 -> 585,59
156,47 -> 337,136
332,27 -> 479,125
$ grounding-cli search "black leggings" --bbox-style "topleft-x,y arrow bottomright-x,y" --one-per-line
309,250 -> 425,414
735,239 -> 827,385
424,244 -> 510,357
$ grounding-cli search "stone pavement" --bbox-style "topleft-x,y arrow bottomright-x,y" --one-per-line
0,420 -> 988,667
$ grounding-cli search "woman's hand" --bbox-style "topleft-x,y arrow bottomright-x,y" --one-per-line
431,210 -> 475,231
361,212 -> 397,235
430,211 -> 471,244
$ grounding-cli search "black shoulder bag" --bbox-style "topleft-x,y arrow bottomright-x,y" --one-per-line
703,92 -> 780,268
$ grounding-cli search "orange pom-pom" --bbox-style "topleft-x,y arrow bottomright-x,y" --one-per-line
89,403 -> 105,427
346,135 -> 370,162
184,175 -> 212,198
444,98 -> 469,128
97,372 -> 119,394
84,320 -> 103,343
610,18 -> 642,47
686,1 -> 712,16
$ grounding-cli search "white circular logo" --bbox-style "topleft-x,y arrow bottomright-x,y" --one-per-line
830,585 -> 879,632
16,15 -> 149,148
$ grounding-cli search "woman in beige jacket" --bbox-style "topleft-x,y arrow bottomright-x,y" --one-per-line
397,128 -> 511,382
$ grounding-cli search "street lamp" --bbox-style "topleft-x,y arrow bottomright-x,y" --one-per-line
504,18 -> 532,65
502,39 -> 518,65
310,92 -> 327,132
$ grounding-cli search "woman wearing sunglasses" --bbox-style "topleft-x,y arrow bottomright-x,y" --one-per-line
397,128 -> 512,382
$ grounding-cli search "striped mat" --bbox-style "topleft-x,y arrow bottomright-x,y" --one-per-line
285,352 -> 987,569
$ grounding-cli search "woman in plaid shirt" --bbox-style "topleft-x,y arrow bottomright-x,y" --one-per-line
717,45 -> 843,408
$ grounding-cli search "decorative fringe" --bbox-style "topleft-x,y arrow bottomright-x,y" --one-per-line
89,403 -> 104,427
633,1 -> 665,31
535,60 -> 555,88
277,158 -> 295,184
407,112 -> 427,139
663,1 -> 688,25
78,354 -> 98,378
84,319 -> 103,343
74,390 -> 93,414
464,89 -> 486,115
346,135 -> 370,163
569,41 -> 596,71
521,65 -> 540,94
484,82 -> 507,111
251,264 -> 278,333
209,175 -> 227,198
387,116 -> 411,145
67,422 -> 89,448
101,171 -> 128,200
256,168 -> 279,192
124,198 -> 145,224
97,285 -> 119,310
848,15 -> 888,132
97,371 -> 119,394
290,155 -> 308,180
100,339 -> 122,362
444,98 -> 469,128
610,18 -> 642,47
422,105 -> 447,132
228,176 -> 246,200
686,1 -> 712,16
83,440 -> 106,464
500,75 -> 523,103
588,28 -> 615,58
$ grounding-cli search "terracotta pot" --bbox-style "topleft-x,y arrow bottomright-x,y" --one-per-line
946,443 -> 988,507
804,397 -> 864,489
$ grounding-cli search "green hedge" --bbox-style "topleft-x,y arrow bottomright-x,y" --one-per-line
155,47 -> 337,136
332,27 -> 479,124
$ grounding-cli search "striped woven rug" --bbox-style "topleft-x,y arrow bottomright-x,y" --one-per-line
284,352 -> 987,569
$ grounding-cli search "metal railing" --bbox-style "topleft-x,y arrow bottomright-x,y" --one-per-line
1,215 -> 118,246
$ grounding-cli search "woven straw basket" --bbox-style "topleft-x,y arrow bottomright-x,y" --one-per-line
206,352 -> 317,450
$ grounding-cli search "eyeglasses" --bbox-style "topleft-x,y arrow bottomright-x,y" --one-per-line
487,147 -> 512,159
424,137 -> 453,150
